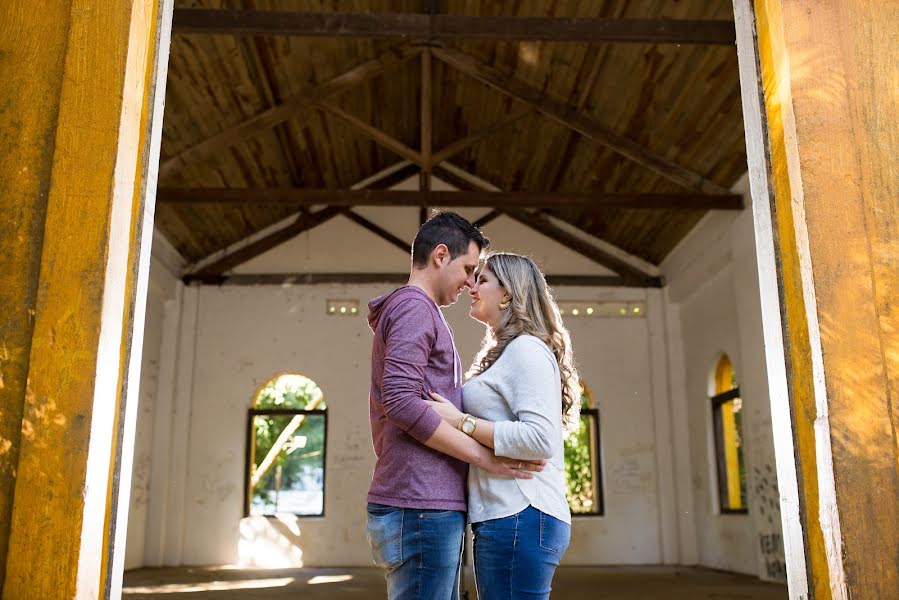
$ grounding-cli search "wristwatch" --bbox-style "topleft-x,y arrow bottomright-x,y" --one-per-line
458,414 -> 477,436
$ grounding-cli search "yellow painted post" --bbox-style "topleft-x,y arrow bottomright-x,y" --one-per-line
0,1 -> 168,598
752,0 -> 899,597
0,6 -> 72,594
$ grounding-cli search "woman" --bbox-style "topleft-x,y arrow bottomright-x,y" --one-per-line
427,252 -> 580,600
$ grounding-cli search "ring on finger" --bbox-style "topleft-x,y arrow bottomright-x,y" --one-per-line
517,461 -> 522,469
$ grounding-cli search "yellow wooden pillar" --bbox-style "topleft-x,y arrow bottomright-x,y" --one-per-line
748,0 -> 899,597
0,1 -> 170,597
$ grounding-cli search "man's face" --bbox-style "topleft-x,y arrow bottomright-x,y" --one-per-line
435,241 -> 481,306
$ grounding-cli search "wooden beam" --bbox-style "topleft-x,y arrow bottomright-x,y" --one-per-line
187,206 -> 344,279
420,48 -> 433,189
430,165 -> 481,192
430,106 -> 531,167
432,46 -> 729,194
172,10 -> 736,45
156,187 -> 743,210
184,272 -> 647,287
318,101 -> 425,166
503,209 -> 663,286
363,162 -> 420,190
234,20 -> 303,187
474,209 -> 502,228
343,210 -> 410,254
158,44 -> 420,178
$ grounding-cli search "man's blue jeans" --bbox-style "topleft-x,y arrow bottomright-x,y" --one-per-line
366,503 -> 465,600
471,506 -> 571,600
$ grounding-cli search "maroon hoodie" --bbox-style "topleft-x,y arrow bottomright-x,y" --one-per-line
366,285 -> 467,510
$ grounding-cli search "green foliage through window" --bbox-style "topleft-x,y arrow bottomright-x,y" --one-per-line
247,374 -> 327,516
564,385 -> 603,515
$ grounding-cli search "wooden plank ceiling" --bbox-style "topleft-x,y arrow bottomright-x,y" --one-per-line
157,0 -> 745,272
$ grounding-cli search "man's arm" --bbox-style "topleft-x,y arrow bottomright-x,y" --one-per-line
379,299 -> 444,440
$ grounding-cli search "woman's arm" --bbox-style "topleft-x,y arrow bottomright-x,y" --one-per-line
426,393 -> 496,449
427,338 -> 560,461
491,338 -> 560,461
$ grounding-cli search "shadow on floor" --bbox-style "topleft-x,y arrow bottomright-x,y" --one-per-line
123,565 -> 788,599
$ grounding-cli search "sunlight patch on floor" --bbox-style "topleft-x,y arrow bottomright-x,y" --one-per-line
123,577 -> 294,594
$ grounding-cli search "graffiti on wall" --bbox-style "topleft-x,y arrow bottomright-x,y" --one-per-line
759,532 -> 787,580
753,463 -> 787,582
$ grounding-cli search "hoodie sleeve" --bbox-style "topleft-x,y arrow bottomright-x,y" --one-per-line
380,298 -> 443,443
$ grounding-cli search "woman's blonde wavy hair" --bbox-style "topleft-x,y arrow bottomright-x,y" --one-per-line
466,252 -> 580,431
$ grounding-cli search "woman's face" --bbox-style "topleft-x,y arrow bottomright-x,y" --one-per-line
469,265 -> 509,329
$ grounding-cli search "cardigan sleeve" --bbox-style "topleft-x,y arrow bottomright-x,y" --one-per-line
492,337 -> 562,460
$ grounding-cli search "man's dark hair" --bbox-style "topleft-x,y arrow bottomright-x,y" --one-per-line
411,211 -> 490,268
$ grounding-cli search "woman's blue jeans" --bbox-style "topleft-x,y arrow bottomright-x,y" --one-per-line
472,506 -> 571,600
366,503 -> 465,600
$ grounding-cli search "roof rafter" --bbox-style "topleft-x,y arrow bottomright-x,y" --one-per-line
431,46 -> 729,194
182,161 -> 420,279
185,206 -> 344,281
343,210 -> 410,253
156,188 -> 742,211
424,163 -> 663,284
420,48 -> 433,192
233,7 -> 303,187
503,209 -> 662,287
159,44 -> 421,178
474,209 -> 502,228
321,100 -> 532,172
172,10 -> 736,45
183,272 -> 644,287
318,101 -> 424,166
430,106 -> 531,166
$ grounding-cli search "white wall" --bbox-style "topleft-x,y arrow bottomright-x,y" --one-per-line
124,233 -> 183,570
127,177 -> 786,577
661,176 -> 786,581
129,202 -> 679,567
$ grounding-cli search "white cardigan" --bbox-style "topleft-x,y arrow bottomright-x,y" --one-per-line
462,335 -> 571,524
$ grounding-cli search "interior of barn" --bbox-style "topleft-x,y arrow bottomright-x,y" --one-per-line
118,2 -> 791,598
6,0 -> 896,598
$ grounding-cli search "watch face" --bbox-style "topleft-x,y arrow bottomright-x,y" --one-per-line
462,419 -> 475,434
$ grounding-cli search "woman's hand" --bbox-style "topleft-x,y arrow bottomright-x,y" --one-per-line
426,390 -> 464,426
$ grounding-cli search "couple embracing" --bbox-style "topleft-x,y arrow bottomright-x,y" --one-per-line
365,212 -> 580,599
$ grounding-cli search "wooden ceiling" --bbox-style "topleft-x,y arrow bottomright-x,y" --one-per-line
156,1 -> 746,283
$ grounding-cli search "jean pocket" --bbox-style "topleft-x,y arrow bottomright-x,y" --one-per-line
366,505 -> 403,569
538,512 -> 571,554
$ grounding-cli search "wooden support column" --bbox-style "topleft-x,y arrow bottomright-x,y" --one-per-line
420,48 -> 433,223
0,1 -> 171,598
738,1 -> 898,598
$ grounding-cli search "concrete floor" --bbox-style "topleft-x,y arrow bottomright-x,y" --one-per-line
123,566 -> 788,599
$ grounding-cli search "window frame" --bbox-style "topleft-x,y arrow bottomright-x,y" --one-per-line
570,405 -> 605,517
710,386 -> 748,515
244,406 -> 329,518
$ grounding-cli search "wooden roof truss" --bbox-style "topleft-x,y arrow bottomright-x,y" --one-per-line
168,9 -> 742,287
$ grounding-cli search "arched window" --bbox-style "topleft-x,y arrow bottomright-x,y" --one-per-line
711,355 -> 747,513
564,382 -> 604,515
245,374 -> 327,517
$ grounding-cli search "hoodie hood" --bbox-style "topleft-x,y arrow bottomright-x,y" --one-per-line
367,285 -> 430,333
368,285 -> 461,388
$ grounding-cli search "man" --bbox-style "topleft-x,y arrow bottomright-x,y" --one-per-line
366,212 -> 541,599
